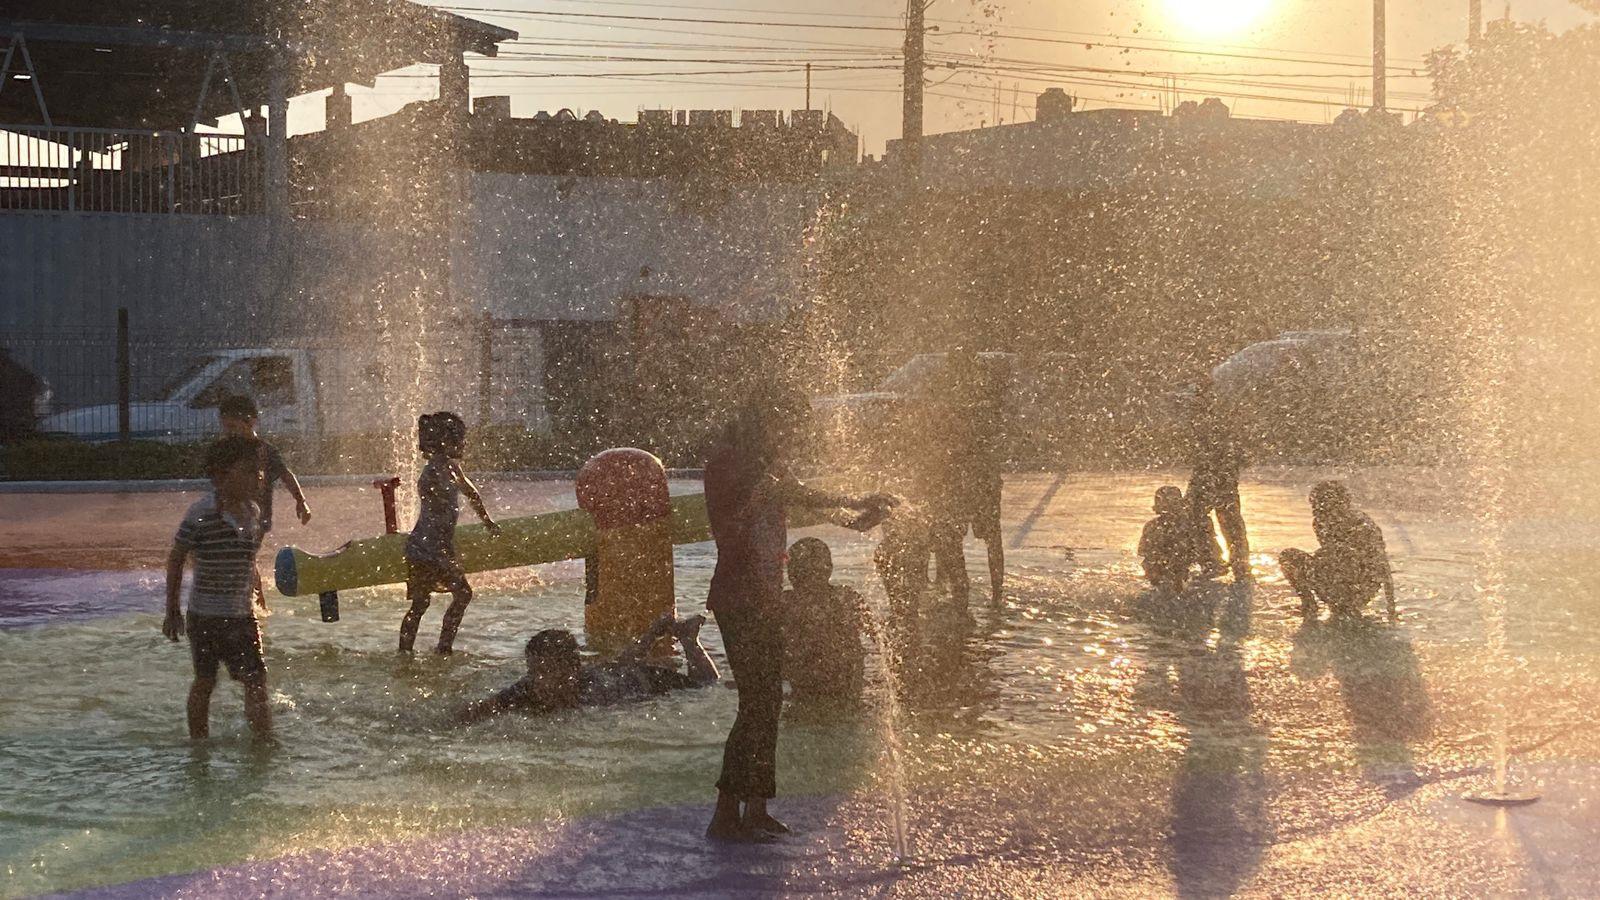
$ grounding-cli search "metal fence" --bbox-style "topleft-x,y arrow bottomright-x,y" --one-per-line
1,312 -> 550,450
0,125 -> 263,215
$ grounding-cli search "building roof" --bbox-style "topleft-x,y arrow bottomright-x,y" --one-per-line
0,1 -> 516,131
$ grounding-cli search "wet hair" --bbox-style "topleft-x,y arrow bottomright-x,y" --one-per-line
204,435 -> 262,478
525,628 -> 581,662
786,536 -> 833,584
1154,485 -> 1186,513
218,394 -> 259,421
1309,480 -> 1352,511
418,411 -> 467,457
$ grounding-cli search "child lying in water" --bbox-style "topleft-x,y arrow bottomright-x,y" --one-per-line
457,613 -> 718,724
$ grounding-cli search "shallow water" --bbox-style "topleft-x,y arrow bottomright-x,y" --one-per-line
3,470 -> 1600,897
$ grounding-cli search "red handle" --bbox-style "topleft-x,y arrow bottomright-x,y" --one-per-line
372,476 -> 401,534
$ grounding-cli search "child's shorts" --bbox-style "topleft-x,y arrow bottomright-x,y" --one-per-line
187,612 -> 266,682
406,556 -> 470,595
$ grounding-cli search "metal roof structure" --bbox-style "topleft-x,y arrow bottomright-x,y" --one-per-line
0,1 -> 516,132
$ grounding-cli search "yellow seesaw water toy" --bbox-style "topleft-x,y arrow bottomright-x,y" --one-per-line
272,493 -> 831,601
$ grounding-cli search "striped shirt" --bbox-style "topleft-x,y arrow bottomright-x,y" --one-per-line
174,496 -> 263,618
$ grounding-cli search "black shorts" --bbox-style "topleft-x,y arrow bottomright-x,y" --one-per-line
187,612 -> 266,682
963,473 -> 1002,542
1187,468 -> 1240,511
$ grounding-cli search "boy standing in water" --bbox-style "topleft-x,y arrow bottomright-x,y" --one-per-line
219,394 -> 312,610
1140,485 -> 1201,595
1186,376 -> 1249,579
218,394 -> 312,534
400,412 -> 501,654
163,436 -> 273,740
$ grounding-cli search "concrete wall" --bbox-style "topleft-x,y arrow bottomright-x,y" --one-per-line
457,173 -> 827,322
1,171 -> 832,413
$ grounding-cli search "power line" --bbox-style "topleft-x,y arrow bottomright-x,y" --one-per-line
384,63 -> 901,79
930,29 -> 1423,71
439,5 -> 906,31
437,0 -> 1428,66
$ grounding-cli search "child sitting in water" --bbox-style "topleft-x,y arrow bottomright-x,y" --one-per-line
399,412 -> 501,655
163,436 -> 273,740
1139,485 -> 1202,596
782,538 -> 872,708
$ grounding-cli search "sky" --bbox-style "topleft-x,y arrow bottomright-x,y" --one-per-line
295,0 -> 1594,155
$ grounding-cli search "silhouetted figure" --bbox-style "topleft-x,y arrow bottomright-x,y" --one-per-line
458,614 -> 718,724
1187,376 -> 1249,579
218,394 -> 312,534
702,390 -> 893,843
948,350 -> 1007,605
781,538 -> 871,710
1140,485 -> 1203,595
873,506 -> 934,639
399,412 -> 501,655
0,349 -> 42,443
1280,481 -> 1396,622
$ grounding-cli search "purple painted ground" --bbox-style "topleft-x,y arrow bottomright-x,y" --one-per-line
0,569 -> 158,628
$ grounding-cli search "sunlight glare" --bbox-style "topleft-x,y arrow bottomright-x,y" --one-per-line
1164,0 -> 1273,37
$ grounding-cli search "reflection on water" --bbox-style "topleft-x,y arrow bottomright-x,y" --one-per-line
2,471 -> 1598,895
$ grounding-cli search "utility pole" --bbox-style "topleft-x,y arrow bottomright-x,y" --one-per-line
902,0 -> 925,175
805,62 -> 811,110
1469,0 -> 1483,43
1372,0 -> 1386,112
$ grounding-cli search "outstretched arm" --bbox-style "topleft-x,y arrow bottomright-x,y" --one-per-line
457,689 -> 521,726
280,469 -> 312,524
1382,551 -> 1397,622
674,615 -> 720,685
452,463 -> 500,534
615,613 -> 676,666
765,471 -> 895,514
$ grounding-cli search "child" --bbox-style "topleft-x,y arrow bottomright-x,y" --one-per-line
163,436 -> 273,740
1281,480 -> 1396,622
218,394 -> 312,533
219,394 -> 312,612
399,411 -> 501,654
782,537 -> 871,708
1139,485 -> 1201,596
458,614 -> 718,724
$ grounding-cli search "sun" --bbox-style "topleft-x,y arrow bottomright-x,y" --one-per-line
1164,0 -> 1273,37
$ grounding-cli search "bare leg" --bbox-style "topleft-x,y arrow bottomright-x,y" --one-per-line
985,538 -> 1005,604
1279,548 -> 1318,617
932,528 -> 971,614
707,790 -> 749,840
399,579 -> 430,653
242,676 -> 274,739
1217,499 -> 1250,578
436,583 -> 474,654
187,677 -> 216,740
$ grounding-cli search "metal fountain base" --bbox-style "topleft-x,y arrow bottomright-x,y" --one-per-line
1462,791 -> 1542,807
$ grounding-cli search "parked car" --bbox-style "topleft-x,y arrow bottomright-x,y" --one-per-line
38,344 -> 548,444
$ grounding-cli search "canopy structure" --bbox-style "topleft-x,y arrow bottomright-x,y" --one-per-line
0,1 -> 516,134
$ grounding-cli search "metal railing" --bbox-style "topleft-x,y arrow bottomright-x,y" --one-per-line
0,124 -> 263,215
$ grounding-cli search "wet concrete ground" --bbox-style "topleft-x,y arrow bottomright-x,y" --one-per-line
5,468 -> 1600,898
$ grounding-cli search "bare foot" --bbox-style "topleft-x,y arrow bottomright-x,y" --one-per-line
744,812 -> 790,835
707,813 -> 778,843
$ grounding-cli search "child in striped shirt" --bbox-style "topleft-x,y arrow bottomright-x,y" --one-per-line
163,436 -> 273,741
